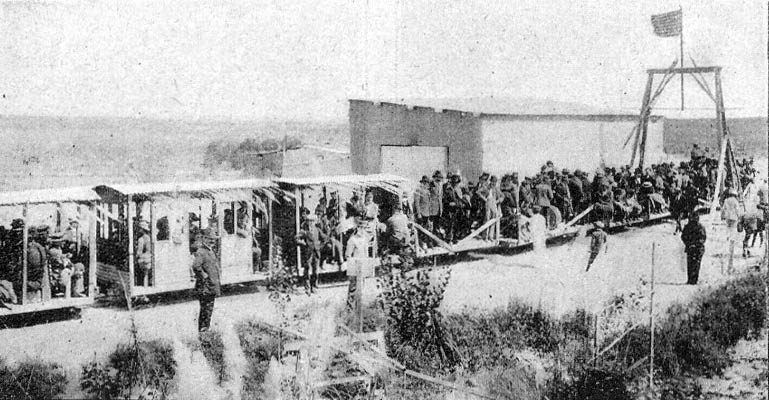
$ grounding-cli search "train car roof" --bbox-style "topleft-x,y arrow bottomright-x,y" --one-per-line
273,173 -> 409,194
0,186 -> 100,206
94,179 -> 277,201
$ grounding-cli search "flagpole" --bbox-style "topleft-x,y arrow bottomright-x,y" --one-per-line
680,6 -> 684,111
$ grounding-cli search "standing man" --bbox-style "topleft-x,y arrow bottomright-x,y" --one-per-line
534,176 -> 554,210
443,174 -> 464,243
27,226 -> 50,302
135,220 -> 152,286
297,213 -> 324,293
192,228 -> 221,332
721,188 -> 742,273
585,221 -> 608,272
429,171 -> 444,237
681,213 -> 706,285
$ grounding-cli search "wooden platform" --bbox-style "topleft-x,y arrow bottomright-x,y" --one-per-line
415,226 -> 581,258
0,296 -> 93,317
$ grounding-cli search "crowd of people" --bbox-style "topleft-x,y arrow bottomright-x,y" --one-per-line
0,218 -> 88,307
409,144 -> 760,243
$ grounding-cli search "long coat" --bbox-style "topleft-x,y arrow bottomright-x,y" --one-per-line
192,244 -> 221,297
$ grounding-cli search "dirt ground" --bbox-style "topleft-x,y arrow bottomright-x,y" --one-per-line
0,218 -> 764,398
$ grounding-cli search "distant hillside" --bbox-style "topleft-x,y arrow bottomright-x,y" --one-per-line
0,115 -> 347,190
664,117 -> 767,157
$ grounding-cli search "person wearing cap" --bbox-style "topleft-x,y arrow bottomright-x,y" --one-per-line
49,233 -> 86,297
192,228 -> 221,332
135,219 -> 152,286
26,225 -> 51,301
534,176 -> 553,210
567,170 -> 584,215
327,191 -> 340,223
585,221 -> 608,272
681,212 -> 706,284
363,191 -> 380,221
297,212 -> 325,293
443,173 -> 464,243
382,202 -> 411,252
519,179 -> 534,216
553,172 -> 573,221
414,176 -> 432,232
429,171 -> 444,237
738,210 -> 763,257
346,191 -> 365,220
345,220 -> 370,259
61,218 -> 82,258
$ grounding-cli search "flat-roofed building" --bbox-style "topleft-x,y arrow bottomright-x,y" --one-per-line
349,98 -> 664,182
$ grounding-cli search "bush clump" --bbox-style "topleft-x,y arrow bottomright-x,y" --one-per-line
0,357 -> 68,399
80,339 -> 176,399
236,320 -> 284,399
550,272 -> 767,400
188,330 -> 228,384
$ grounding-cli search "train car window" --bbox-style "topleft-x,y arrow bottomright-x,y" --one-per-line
156,216 -> 169,241
236,202 -> 249,236
223,203 -> 235,235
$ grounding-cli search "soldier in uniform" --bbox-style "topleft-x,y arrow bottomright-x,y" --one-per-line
681,212 -> 706,285
27,226 -> 50,302
192,228 -> 221,332
297,213 -> 325,293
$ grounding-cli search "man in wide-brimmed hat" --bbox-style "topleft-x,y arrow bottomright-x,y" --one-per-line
428,171 -> 444,237
414,176 -> 431,229
443,173 -> 464,243
192,228 -> 221,332
135,219 -> 152,286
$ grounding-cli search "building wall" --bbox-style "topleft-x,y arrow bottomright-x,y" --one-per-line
481,116 -> 664,177
349,100 -> 484,179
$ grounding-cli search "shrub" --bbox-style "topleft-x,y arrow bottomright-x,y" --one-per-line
236,320 -> 283,399
0,358 -> 68,399
444,301 -> 580,373
187,330 -> 228,384
80,339 -> 176,399
377,266 -> 460,372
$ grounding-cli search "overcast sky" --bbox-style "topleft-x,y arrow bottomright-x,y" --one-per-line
0,0 -> 765,121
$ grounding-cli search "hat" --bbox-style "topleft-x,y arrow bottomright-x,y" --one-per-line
532,205 -> 542,213
574,169 -> 583,176
562,168 -> 570,175
68,218 -> 79,225
200,228 -> 219,240
726,188 -> 738,196
306,213 -> 318,221
138,220 -> 150,232
642,181 -> 653,188
593,221 -> 604,229
479,172 -> 490,181
450,174 -> 461,182
11,219 -> 24,230
420,175 -> 430,184
432,170 -> 444,179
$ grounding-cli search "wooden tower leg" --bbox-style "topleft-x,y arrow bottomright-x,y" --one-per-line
631,73 -> 654,169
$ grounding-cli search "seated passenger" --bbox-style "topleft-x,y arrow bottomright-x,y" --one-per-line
381,203 -> 411,253
48,234 -> 85,297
